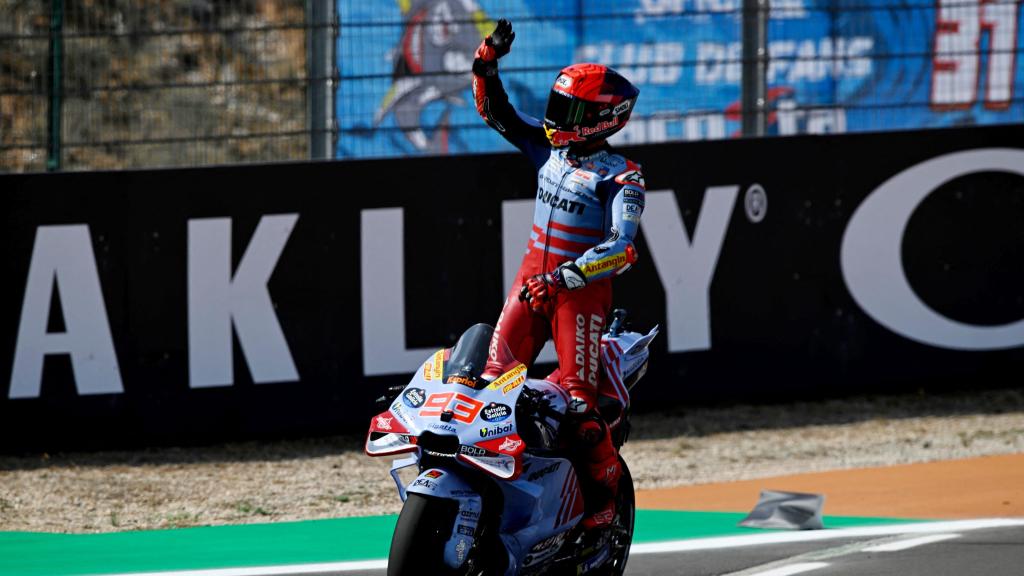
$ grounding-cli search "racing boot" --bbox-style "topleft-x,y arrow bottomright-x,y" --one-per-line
568,390 -> 622,531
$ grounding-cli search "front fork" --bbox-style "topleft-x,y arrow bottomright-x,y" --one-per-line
396,457 -> 484,570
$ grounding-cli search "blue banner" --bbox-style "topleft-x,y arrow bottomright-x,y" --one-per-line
336,0 -> 1024,158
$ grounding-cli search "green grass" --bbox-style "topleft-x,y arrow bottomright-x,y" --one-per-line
0,511 -> 927,576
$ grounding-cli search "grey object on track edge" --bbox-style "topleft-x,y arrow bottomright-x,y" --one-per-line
739,490 -> 825,530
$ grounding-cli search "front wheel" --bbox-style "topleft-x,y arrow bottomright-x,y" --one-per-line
387,493 -> 459,576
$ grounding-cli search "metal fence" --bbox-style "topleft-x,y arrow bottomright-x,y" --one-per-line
3,0 -> 1022,170
1,0 -> 335,173
337,0 -> 1024,159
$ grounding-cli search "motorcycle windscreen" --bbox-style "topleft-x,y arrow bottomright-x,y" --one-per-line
443,323 -> 520,387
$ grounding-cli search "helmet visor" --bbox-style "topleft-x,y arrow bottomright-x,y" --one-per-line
544,91 -> 585,131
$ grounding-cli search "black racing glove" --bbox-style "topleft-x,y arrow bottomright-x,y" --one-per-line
474,19 -> 515,76
487,18 -> 515,59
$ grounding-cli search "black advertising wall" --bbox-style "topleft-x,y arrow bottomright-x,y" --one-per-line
1,125 -> 1022,452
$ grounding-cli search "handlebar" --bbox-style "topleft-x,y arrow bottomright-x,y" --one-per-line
518,386 -> 563,423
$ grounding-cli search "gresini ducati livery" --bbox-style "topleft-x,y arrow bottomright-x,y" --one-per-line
366,312 -> 658,576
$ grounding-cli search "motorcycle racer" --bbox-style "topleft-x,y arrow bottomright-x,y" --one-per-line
473,19 -> 644,531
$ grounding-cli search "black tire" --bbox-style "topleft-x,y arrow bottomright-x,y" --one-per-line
388,493 -> 460,576
604,459 -> 635,576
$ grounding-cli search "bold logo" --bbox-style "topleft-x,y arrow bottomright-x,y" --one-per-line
375,416 -> 393,430
481,402 -> 512,422
527,461 -> 561,482
403,387 -> 426,408
502,379 -> 523,395
425,469 -> 444,479
613,100 -> 632,115
498,437 -> 522,452
479,422 -> 513,438
623,188 -> 643,200
460,444 -> 487,457
841,149 -> 1024,351
556,74 -> 573,88
457,524 -> 474,536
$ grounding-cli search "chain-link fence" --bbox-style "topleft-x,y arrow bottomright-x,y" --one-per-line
338,0 -> 1024,159
3,1 -> 1022,170
1,0 -> 332,173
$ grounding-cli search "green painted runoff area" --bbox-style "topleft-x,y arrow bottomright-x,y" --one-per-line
0,511 -> 924,576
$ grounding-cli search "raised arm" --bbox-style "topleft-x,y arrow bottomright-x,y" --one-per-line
472,19 -> 550,164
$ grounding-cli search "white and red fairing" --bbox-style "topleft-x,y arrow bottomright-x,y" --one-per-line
365,346 -> 532,480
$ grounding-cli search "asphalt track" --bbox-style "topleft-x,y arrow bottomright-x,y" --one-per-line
627,525 -> 1024,576
287,520 -> 1024,576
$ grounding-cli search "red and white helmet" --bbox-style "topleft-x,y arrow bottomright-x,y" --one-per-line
543,63 -> 640,148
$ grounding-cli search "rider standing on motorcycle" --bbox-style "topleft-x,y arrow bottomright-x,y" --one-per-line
473,19 -> 645,531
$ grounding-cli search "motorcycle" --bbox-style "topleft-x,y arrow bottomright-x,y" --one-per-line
365,310 -> 658,576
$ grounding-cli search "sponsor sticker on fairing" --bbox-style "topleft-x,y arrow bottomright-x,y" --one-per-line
425,469 -> 444,479
486,363 -> 526,391
376,416 -> 393,430
403,387 -> 426,408
502,379 -> 523,394
498,437 -> 523,453
479,422 -> 513,438
431,349 -> 444,381
527,461 -> 561,481
459,444 -> 488,457
413,478 -> 437,490
481,402 -> 512,422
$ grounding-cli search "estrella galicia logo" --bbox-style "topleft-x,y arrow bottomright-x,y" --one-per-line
479,422 -> 513,438
481,402 -> 512,423
403,388 -> 426,408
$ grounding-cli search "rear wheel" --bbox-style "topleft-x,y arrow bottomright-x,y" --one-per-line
387,493 -> 459,576
604,459 -> 635,576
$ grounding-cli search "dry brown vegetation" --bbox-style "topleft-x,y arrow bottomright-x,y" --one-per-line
1,0 -> 308,172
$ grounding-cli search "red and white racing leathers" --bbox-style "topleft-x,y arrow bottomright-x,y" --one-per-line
473,46 -> 645,528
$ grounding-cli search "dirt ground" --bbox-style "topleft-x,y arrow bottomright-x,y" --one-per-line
1,387 -> 1021,533
637,453 -> 1024,519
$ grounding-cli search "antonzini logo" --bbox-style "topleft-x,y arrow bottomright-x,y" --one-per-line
479,422 -> 513,438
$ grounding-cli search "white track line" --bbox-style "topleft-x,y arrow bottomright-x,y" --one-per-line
860,533 -> 961,552
742,563 -> 830,576
91,518 -> 1024,576
91,560 -> 388,576
630,518 -> 1024,554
